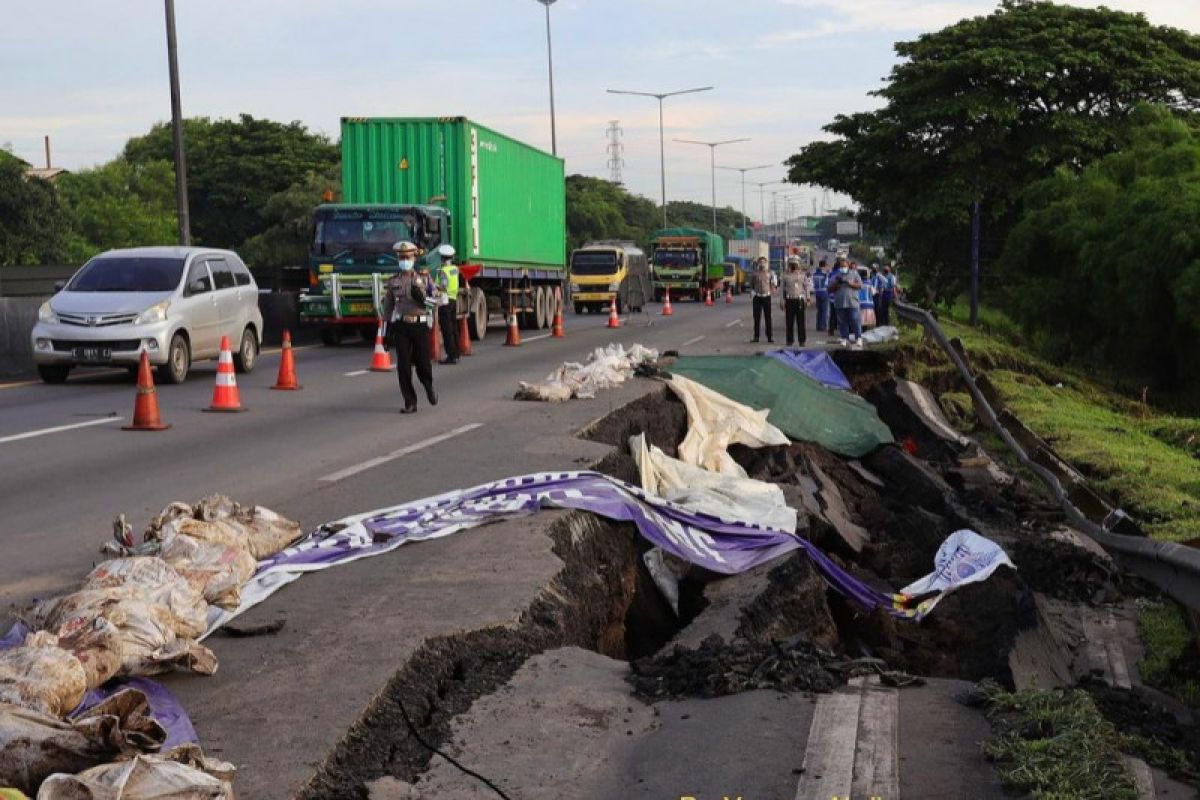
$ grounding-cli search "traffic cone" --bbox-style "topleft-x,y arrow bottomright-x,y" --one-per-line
726,286 -> 733,304
504,308 -> 521,346
551,287 -> 565,338
458,314 -> 473,357
270,330 -> 301,390
369,321 -> 393,371
704,287 -> 714,306
662,287 -> 673,316
204,336 -> 247,413
122,351 -> 170,431
429,312 -> 441,363
606,295 -> 621,328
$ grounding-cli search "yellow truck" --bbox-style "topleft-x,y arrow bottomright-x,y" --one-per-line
568,240 -> 651,314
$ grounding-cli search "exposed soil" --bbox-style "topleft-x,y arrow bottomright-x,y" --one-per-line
583,387 -> 687,457
1084,677 -> 1200,783
1008,537 -> 1125,604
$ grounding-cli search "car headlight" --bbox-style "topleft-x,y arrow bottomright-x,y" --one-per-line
607,282 -> 620,292
38,302 -> 58,324
134,300 -> 170,325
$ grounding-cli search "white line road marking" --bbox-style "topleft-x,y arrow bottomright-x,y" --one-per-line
319,423 -> 484,483
681,335 -> 705,347
343,370 -> 369,377
0,416 -> 122,445
524,333 -> 552,342
724,319 -> 743,328
794,676 -> 899,800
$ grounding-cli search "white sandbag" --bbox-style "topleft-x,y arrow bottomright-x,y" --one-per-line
81,559 -> 207,640
666,374 -> 789,477
517,343 -> 658,401
0,632 -> 87,718
631,434 -> 797,533
158,496 -> 302,561
36,752 -> 234,800
860,325 -> 898,344
51,616 -> 123,692
514,380 -> 574,403
0,689 -> 165,796
155,534 -> 255,612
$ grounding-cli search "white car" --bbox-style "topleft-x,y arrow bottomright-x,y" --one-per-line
31,246 -> 263,384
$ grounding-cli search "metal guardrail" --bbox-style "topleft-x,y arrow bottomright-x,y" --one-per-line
893,300 -> 1200,613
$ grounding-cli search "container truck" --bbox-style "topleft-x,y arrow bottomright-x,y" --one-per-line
568,240 -> 650,314
727,238 -> 768,263
299,117 -> 566,344
723,256 -> 749,295
648,228 -> 726,302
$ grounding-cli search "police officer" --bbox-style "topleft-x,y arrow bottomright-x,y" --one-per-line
383,241 -> 436,413
435,244 -> 460,364
780,257 -> 811,347
749,257 -> 774,344
812,259 -> 830,333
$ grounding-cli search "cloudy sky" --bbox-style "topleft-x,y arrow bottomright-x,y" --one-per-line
3,1 -> 1198,221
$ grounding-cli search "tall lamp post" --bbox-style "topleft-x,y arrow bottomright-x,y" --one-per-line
164,0 -> 190,245
751,179 -> 783,242
716,164 -> 772,236
535,0 -> 558,155
674,138 -> 750,234
607,86 -> 713,227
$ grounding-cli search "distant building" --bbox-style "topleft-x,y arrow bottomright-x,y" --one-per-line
25,167 -> 67,182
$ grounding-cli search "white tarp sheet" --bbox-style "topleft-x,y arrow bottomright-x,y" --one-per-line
666,374 -> 790,478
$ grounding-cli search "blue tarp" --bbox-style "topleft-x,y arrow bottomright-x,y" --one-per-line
766,349 -> 852,391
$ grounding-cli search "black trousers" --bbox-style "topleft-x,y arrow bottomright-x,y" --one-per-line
784,298 -> 806,346
752,295 -> 773,342
438,304 -> 459,361
391,321 -> 434,408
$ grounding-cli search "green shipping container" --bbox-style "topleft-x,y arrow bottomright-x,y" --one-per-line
341,117 -> 566,271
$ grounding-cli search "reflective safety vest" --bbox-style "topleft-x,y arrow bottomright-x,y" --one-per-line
437,264 -> 459,298
812,270 -> 829,295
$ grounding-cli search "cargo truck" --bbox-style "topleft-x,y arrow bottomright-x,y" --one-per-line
648,228 -> 726,302
299,117 -> 566,344
568,240 -> 650,314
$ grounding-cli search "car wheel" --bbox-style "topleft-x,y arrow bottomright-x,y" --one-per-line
233,327 -> 258,373
320,327 -> 341,347
157,334 -> 190,385
38,364 -> 70,384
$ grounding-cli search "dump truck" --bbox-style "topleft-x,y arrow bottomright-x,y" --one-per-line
648,228 -> 725,301
723,256 -> 749,294
568,240 -> 650,314
299,117 -> 566,344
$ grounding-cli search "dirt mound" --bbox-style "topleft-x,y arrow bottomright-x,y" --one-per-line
1084,677 -> 1200,783
584,388 -> 687,456
1008,537 -> 1124,604
628,633 -> 841,700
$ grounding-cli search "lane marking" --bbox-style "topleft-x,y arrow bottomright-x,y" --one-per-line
319,422 -> 484,483
523,333 -> 552,342
344,369 -> 369,377
794,677 -> 899,800
0,415 -> 122,445
260,343 -> 321,356
724,319 -> 743,328
681,335 -> 705,347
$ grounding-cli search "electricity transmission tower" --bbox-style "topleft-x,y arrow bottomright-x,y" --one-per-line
605,120 -> 625,184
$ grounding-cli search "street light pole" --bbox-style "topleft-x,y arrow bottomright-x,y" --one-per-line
164,0 -> 190,245
536,0 -> 558,156
607,86 -> 713,227
750,180 -> 783,242
674,137 -> 750,234
716,164 -> 772,235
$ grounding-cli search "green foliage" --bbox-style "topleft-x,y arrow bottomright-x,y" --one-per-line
0,158 -> 67,265
1137,601 -> 1200,706
123,115 -> 338,249
240,168 -> 341,268
56,159 -> 178,262
999,104 -> 1200,389
662,200 -> 744,242
787,1 -> 1200,303
848,242 -> 876,263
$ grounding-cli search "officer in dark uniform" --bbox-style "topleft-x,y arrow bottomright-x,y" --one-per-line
383,241 -> 436,413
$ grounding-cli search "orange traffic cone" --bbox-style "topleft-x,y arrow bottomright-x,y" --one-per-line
271,330 -> 301,390
606,295 -> 621,328
662,287 -> 673,316
204,336 -> 247,413
551,287 -> 565,338
504,308 -> 521,346
369,321 -> 393,371
122,351 -> 170,431
458,314 -> 473,357
704,287 -> 714,306
726,286 -> 733,304
429,312 -> 441,363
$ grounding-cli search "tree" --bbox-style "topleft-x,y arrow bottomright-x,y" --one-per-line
123,115 -> 338,249
56,159 -> 178,263
1000,104 -> 1200,389
566,175 -> 661,252
0,158 -> 66,265
662,201 -> 745,242
787,0 -> 1200,304
240,168 -> 341,268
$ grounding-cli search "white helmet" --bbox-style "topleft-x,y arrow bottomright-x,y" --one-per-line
437,244 -> 456,259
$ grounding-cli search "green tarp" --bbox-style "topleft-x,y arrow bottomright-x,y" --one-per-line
666,355 -> 894,457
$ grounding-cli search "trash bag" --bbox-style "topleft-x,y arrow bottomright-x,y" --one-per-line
155,534 -> 255,611
35,750 -> 234,800
0,689 -> 165,796
0,632 -> 87,717
81,560 -> 207,640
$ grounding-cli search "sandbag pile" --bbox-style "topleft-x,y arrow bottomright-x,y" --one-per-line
516,343 -> 659,402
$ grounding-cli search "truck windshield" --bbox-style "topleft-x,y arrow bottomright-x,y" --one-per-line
654,251 -> 697,267
313,209 -> 417,257
66,257 -> 185,292
570,252 -> 619,275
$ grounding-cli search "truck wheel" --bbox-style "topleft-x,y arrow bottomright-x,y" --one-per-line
359,326 -> 376,344
320,327 -> 341,347
574,302 -> 583,315
533,286 -> 548,330
468,288 -> 488,341
38,364 -> 70,384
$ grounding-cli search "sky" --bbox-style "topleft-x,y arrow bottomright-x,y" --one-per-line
3,0 -> 1199,224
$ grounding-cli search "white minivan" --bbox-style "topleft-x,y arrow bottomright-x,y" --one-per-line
31,246 -> 264,384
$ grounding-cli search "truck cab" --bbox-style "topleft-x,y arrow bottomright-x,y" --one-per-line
299,204 -> 450,344
568,241 -> 649,314
723,257 -> 748,295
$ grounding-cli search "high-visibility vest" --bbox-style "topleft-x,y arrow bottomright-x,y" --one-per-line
437,264 -> 459,298
812,270 -> 829,294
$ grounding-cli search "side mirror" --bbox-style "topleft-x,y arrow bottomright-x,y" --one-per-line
53,280 -> 66,291
187,279 -> 208,295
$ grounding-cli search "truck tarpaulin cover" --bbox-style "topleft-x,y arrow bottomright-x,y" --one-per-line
765,349 -> 853,391
666,355 -> 893,457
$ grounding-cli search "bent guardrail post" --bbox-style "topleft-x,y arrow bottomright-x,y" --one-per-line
893,300 -> 1200,613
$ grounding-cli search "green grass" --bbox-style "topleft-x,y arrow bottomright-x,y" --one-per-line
981,683 -> 1138,799
898,306 -> 1200,542
1137,600 -> 1200,707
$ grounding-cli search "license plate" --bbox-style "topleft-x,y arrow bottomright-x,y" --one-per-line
348,302 -> 375,314
73,346 -> 112,361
